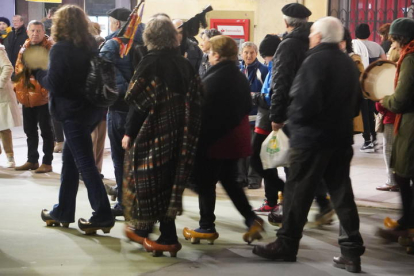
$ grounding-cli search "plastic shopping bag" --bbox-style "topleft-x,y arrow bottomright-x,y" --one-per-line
260,130 -> 290,169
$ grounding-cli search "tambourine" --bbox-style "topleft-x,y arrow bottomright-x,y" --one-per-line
22,46 -> 49,70
360,60 -> 396,101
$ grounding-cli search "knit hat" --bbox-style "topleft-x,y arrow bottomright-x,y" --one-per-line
259,34 -> 281,57
389,18 -> 414,38
282,3 -> 312,19
0,17 -> 10,27
107,8 -> 131,21
355,23 -> 370,39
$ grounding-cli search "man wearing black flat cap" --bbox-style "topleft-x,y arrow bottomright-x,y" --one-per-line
99,7 -> 134,217
265,2 -> 313,224
106,7 -> 131,40
269,3 -> 311,132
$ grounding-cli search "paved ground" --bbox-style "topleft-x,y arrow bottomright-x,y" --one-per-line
0,126 -> 412,276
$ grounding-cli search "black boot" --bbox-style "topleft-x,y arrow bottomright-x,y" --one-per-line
333,256 -> 361,273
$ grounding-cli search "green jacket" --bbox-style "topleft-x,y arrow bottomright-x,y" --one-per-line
383,53 -> 414,178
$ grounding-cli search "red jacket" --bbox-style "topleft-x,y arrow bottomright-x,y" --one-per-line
376,102 -> 396,124
208,116 -> 252,159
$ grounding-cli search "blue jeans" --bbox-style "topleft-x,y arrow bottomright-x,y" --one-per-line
50,111 -> 112,223
107,110 -> 127,206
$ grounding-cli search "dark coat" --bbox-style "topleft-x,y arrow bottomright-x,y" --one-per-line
200,60 -> 252,158
382,53 -> 414,178
269,26 -> 309,124
287,43 -> 361,149
4,26 -> 28,68
36,40 -> 103,122
99,38 -> 134,112
185,38 -> 203,72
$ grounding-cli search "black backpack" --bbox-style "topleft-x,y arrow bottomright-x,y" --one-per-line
84,54 -> 118,107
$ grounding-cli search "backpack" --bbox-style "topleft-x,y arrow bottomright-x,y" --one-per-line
84,54 -> 118,107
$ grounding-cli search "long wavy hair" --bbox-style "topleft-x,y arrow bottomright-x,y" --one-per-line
51,5 -> 95,51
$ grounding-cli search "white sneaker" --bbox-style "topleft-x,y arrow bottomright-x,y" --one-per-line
6,157 -> 15,168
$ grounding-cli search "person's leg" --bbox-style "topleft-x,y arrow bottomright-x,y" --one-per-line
49,137 -> 80,223
315,181 -> 331,210
250,133 -> 283,206
197,158 -> 221,230
22,106 -> 39,164
219,159 -> 257,227
383,124 -> 396,187
247,127 -> 262,188
323,146 -> 365,259
107,111 -> 127,205
276,148 -> 330,252
91,119 -> 106,173
37,104 -> 54,165
159,219 -> 179,244
394,174 -> 412,228
0,129 -> 14,157
368,100 -> 377,142
52,118 -> 65,143
236,158 -> 248,187
360,100 -> 375,152
61,118 -> 112,222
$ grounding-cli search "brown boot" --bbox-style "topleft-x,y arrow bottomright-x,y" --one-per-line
15,162 -> 39,171
34,164 -> 52,173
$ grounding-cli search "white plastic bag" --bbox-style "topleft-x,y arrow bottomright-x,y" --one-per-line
260,129 -> 290,169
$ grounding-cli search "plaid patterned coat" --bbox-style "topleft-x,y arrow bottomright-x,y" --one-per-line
123,49 -> 202,229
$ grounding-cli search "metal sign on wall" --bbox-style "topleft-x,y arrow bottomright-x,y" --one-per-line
26,0 -> 62,3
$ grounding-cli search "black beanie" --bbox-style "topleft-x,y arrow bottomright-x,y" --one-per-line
0,17 -> 10,27
355,23 -> 370,39
259,35 -> 281,57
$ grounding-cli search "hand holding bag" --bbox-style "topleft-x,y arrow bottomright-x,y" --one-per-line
260,129 -> 290,169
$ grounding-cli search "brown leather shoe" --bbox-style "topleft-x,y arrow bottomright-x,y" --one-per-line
333,256 -> 361,273
252,239 -> 297,261
34,164 -> 52,173
376,184 -> 399,191
15,162 -> 39,171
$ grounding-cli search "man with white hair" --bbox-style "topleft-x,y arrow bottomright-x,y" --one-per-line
4,15 -> 28,68
253,17 -> 365,273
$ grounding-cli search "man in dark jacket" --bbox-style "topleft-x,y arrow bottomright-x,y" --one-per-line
4,15 -> 28,68
269,3 -> 310,130
99,7 -> 134,217
253,17 -> 365,273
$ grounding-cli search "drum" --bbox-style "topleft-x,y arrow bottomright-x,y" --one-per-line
22,46 -> 49,70
360,60 -> 396,101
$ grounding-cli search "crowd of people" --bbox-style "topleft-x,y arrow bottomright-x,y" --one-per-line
0,2 -> 413,273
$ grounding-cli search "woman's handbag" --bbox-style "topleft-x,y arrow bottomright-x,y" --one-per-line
260,129 -> 290,169
375,112 -> 385,133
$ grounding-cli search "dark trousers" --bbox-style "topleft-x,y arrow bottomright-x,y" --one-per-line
250,132 -> 285,206
50,111 -> 112,223
395,174 -> 414,228
237,126 -> 262,186
198,158 -> 256,229
107,110 -> 127,206
277,146 -> 365,258
361,99 -> 376,142
52,118 -> 64,142
22,104 -> 54,165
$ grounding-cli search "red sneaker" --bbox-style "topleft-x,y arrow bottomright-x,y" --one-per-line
254,201 -> 279,212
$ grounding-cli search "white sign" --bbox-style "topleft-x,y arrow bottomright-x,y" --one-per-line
217,25 -> 245,36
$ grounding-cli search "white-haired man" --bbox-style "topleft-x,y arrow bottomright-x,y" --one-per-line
253,17 -> 365,273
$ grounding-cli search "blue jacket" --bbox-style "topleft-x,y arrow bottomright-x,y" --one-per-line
253,61 -> 273,133
240,59 -> 268,124
100,37 -> 134,112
